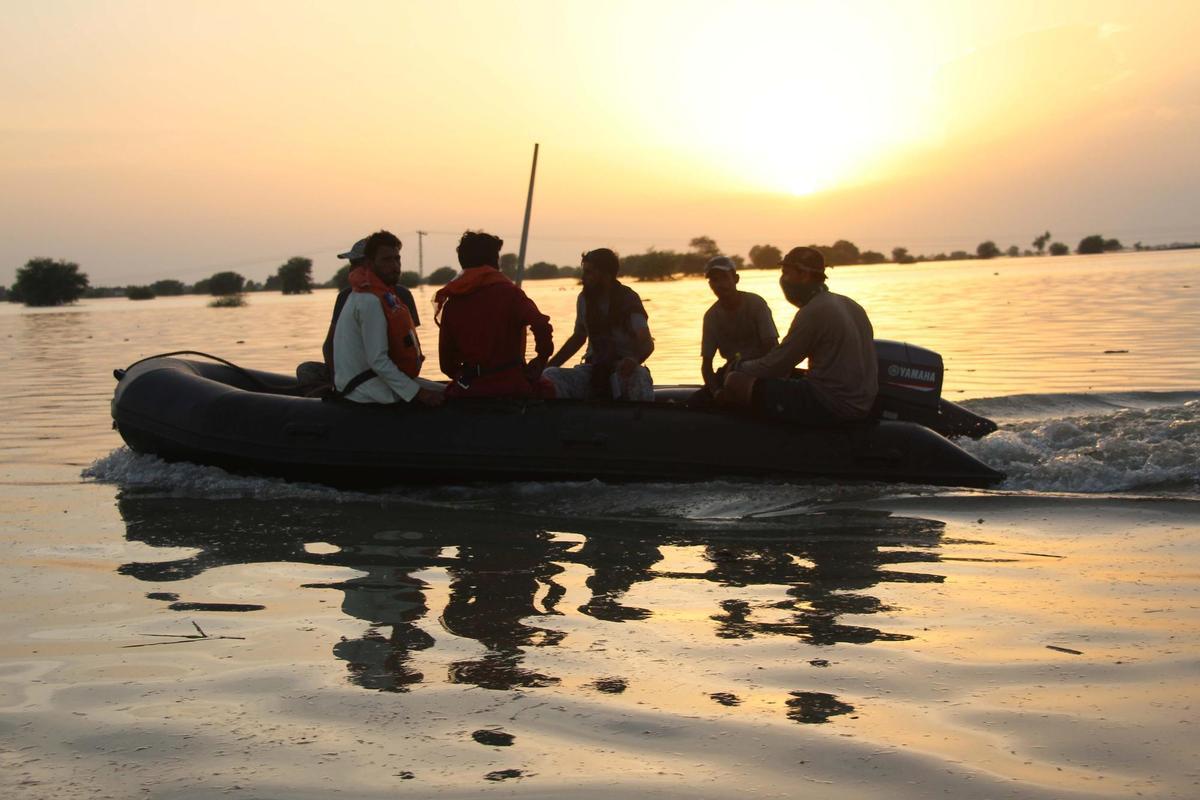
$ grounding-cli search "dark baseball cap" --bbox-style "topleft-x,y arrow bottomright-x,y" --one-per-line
337,238 -> 369,261
704,255 -> 737,276
780,246 -> 825,274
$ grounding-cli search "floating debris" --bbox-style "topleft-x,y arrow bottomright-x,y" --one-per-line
484,769 -> 527,781
472,729 -> 515,747
168,602 -> 265,612
1046,645 -> 1084,655
124,620 -> 245,648
786,692 -> 855,724
587,676 -> 628,694
709,692 -> 741,707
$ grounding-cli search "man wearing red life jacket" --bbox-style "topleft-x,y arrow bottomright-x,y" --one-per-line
434,230 -> 554,398
332,230 -> 445,406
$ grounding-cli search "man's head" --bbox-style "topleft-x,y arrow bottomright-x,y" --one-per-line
457,231 -> 504,269
779,246 -> 826,307
705,255 -> 739,300
360,230 -> 402,284
581,248 -> 620,292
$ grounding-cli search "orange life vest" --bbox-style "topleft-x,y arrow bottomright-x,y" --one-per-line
432,265 -> 513,324
349,267 -> 422,378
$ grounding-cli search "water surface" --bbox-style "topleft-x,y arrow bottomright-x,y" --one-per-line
1,249 -> 1198,798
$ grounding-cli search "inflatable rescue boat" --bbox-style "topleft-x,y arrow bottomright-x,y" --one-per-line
109,342 -> 1004,489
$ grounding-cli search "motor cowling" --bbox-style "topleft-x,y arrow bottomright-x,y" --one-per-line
875,340 -> 943,410
872,340 -> 996,439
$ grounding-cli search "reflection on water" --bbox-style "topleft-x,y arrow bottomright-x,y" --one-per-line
333,567 -> 435,693
786,691 -> 857,724
116,496 -> 948,723
693,520 -> 942,646
441,533 -> 568,690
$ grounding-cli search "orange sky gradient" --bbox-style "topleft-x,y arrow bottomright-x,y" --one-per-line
2,1 -> 1198,285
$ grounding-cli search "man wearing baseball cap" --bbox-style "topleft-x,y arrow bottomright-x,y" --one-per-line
719,246 -> 877,422
699,255 -> 778,396
329,229 -> 444,406
320,237 -> 422,373
297,235 -> 424,391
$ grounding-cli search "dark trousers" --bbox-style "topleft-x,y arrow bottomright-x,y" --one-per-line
751,377 -> 840,424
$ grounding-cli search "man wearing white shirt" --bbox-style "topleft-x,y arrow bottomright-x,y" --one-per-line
332,230 -> 445,406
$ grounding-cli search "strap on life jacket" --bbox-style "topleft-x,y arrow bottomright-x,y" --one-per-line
322,368 -> 379,402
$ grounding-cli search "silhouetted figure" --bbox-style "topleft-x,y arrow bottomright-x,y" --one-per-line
434,230 -> 554,398
544,248 -> 655,401
720,247 -> 877,423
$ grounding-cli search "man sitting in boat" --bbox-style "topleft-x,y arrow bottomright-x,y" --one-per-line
331,230 -> 445,407
718,247 -> 877,423
433,230 -> 555,398
543,248 -> 655,401
296,236 -> 422,391
698,255 -> 778,396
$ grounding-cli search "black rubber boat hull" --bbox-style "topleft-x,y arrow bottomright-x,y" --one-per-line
110,358 -> 1006,489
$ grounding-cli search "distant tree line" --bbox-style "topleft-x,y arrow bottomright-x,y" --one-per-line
878,232 -> 1129,266
587,232 -> 1135,281
6,231 -> 1194,306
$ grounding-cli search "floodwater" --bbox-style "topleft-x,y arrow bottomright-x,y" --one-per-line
1,250 -> 1198,798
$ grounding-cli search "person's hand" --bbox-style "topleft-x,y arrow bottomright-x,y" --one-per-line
415,387 -> 445,407
525,357 -> 546,382
707,364 -> 728,395
617,357 -> 638,380
719,371 -> 755,408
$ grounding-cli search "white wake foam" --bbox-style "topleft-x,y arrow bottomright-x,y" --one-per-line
82,447 -> 370,502
82,448 -> 895,518
960,399 -> 1199,493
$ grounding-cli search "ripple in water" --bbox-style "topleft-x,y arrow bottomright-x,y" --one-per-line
961,399 -> 1199,493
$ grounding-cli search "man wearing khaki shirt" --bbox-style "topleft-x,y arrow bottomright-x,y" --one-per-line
699,255 -> 778,394
719,247 -> 877,423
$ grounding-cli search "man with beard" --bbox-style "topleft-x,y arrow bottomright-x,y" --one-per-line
296,236 -> 422,391
331,230 -> 445,406
718,247 -> 876,422
543,248 -> 655,401
699,255 -> 778,395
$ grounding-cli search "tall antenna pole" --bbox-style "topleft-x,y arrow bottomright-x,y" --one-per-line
515,143 -> 539,287
416,230 -> 427,280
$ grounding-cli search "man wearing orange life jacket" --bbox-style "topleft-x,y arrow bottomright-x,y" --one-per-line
434,230 -> 554,398
331,230 -> 445,406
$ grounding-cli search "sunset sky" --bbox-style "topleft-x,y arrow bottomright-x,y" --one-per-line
2,1 -> 1198,285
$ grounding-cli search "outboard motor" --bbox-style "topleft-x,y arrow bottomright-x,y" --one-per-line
874,340 -> 997,439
